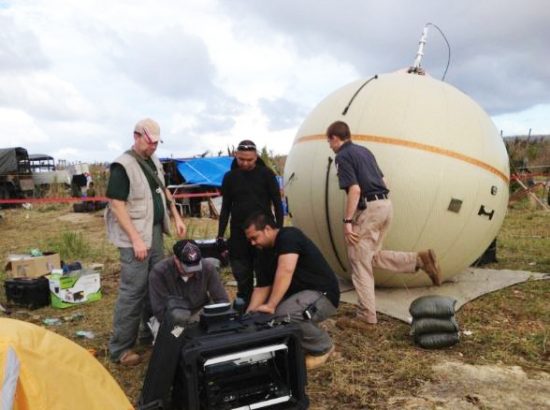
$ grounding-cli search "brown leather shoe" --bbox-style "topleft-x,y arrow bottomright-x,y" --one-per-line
119,350 -> 141,366
419,249 -> 442,286
335,317 -> 376,331
305,345 -> 335,370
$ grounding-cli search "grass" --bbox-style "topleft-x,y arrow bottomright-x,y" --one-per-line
0,202 -> 549,408
46,231 -> 91,261
495,209 -> 550,272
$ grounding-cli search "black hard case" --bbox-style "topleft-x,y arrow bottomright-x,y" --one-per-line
4,276 -> 50,309
172,319 -> 309,410
195,239 -> 229,267
140,298 -> 193,409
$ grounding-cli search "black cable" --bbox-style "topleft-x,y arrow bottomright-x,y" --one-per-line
342,75 -> 378,115
426,22 -> 451,81
284,172 -> 295,188
325,157 -> 347,272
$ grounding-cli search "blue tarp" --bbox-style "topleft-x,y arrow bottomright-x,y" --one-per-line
175,156 -> 233,187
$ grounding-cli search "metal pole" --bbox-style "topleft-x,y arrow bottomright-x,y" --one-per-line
411,25 -> 429,70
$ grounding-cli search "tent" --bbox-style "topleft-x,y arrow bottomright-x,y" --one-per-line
0,318 -> 133,410
175,156 -> 232,187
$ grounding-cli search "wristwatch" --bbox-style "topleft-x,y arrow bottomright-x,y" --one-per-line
343,218 -> 353,224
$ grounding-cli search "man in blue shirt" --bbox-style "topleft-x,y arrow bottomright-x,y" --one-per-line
327,120 -> 441,330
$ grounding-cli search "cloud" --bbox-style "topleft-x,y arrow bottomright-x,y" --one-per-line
0,108 -> 49,145
0,14 -> 50,72
0,0 -> 548,162
0,72 -> 95,121
223,0 -> 550,116
110,26 -> 218,100
493,104 -> 550,136
258,97 -> 307,131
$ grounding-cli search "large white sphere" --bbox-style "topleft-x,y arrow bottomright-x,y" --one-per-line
284,72 -> 509,287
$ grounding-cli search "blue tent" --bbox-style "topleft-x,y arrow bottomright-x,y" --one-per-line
175,156 -> 233,187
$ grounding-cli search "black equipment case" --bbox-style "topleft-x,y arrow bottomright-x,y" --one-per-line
139,304 -> 309,410
140,298 -> 195,409
4,276 -> 50,309
172,315 -> 308,410
194,239 -> 229,267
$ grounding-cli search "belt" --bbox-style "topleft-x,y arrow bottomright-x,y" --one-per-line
364,193 -> 388,202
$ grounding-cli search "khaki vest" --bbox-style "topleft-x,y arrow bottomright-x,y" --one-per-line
105,151 -> 171,248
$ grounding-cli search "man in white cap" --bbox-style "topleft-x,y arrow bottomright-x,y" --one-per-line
105,118 -> 186,366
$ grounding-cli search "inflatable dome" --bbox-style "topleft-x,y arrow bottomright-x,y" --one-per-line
284,71 -> 509,287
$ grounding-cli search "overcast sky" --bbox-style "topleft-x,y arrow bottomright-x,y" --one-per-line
1,0 -> 549,163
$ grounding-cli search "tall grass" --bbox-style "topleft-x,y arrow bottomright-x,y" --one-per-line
42,182 -> 70,198
89,163 -> 109,196
163,217 -> 220,255
47,231 -> 91,261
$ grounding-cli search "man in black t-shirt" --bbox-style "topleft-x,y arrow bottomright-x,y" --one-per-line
217,140 -> 283,308
244,213 -> 339,370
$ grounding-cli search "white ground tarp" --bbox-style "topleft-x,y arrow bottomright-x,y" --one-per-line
339,268 -> 549,322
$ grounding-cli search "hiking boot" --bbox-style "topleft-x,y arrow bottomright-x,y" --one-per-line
419,249 -> 442,286
119,350 -> 141,366
305,345 -> 335,370
336,317 -> 376,332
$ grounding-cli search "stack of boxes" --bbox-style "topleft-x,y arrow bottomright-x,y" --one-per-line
3,252 -> 102,309
4,252 -> 61,309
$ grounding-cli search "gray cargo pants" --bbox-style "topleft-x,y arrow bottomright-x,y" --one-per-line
275,290 -> 336,355
109,224 -> 164,362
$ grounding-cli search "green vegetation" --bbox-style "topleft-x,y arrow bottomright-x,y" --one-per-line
505,136 -> 550,172
46,231 -> 91,261
0,204 -> 548,408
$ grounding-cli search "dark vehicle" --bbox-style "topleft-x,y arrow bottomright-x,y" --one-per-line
0,147 -> 35,200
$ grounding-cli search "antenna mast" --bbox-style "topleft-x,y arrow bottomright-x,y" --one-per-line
409,25 -> 429,74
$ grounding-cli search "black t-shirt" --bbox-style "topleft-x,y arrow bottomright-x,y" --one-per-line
335,141 -> 388,195
106,159 -> 164,225
257,227 -> 340,307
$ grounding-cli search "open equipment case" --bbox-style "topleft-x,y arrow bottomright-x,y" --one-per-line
140,301 -> 309,410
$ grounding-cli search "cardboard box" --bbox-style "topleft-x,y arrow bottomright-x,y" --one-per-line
48,269 -> 102,309
5,252 -> 61,278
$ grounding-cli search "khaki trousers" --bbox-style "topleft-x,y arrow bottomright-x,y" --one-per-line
347,199 -> 417,323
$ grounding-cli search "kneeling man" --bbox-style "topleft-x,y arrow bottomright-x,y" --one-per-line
244,213 -> 340,370
148,239 -> 229,339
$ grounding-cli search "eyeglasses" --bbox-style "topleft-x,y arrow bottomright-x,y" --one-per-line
237,144 -> 256,151
135,131 -> 161,145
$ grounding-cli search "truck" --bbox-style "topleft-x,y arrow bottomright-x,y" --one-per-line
29,153 -> 72,186
29,154 -> 91,197
1,148 -> 91,201
0,147 -> 35,200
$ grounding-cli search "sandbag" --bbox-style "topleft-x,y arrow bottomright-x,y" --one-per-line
416,332 -> 460,349
411,317 -> 459,337
409,295 -> 457,319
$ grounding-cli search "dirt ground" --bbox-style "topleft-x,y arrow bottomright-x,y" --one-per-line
387,361 -> 550,409
1,204 -> 549,409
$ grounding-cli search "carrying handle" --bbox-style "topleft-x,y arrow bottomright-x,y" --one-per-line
478,205 -> 495,220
